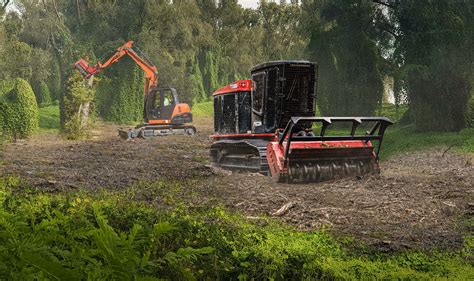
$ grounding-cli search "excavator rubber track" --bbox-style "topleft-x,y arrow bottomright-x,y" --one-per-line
210,139 -> 269,174
118,124 -> 196,140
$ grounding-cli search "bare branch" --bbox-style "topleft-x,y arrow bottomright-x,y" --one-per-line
372,0 -> 394,9
1,0 -> 11,9
380,26 -> 398,38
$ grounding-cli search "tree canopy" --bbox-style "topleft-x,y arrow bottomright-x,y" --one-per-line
0,0 -> 472,132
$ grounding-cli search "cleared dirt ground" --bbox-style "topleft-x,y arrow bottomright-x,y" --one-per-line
1,116 -> 472,252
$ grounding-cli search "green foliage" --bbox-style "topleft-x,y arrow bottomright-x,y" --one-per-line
34,81 -> 52,107
392,0 -> 473,131
95,57 -> 144,124
0,178 -> 213,280
62,73 -> 96,140
0,177 -> 472,280
467,95 -> 474,128
192,100 -> 213,117
381,127 -> 474,159
0,78 -> 38,140
302,0 -> 385,116
1,41 -> 33,80
39,105 -> 60,130
259,1 -> 307,60
202,50 -> 219,94
48,56 -> 62,101
191,56 -> 207,103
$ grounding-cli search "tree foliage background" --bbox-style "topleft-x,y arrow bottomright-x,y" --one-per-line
0,0 -> 473,132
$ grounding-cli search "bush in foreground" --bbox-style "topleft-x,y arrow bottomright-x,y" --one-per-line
0,178 -> 472,280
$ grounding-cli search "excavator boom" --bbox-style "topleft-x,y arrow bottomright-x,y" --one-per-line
74,41 -> 158,95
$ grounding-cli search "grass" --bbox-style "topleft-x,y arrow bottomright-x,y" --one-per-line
0,177 -> 472,280
38,104 -> 60,130
376,103 -> 408,124
192,100 -> 213,117
381,126 -> 474,159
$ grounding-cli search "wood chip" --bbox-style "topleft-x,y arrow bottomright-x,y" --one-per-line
272,202 -> 296,216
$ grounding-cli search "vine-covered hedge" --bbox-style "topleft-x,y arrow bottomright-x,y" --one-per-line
34,81 -> 52,107
467,95 -> 474,128
95,57 -> 144,124
0,78 -> 38,140
62,73 -> 96,140
48,56 -> 61,101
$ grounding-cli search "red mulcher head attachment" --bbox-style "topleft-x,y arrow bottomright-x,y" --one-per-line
73,59 -> 99,79
267,117 -> 393,183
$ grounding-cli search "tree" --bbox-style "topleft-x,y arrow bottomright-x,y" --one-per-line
0,0 -> 10,15
390,0 -> 474,131
259,1 -> 307,60
302,0 -> 385,116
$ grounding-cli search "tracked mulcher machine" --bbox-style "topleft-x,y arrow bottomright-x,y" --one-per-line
210,61 -> 393,183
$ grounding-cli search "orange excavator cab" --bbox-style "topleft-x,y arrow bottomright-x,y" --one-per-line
74,41 -> 196,139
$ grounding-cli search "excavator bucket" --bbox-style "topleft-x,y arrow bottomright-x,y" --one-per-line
267,117 -> 393,183
74,59 -> 98,79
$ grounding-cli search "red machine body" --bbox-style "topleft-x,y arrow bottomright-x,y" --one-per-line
210,61 -> 392,183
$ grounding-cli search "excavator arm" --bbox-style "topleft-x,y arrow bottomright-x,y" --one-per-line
73,41 -> 195,139
74,41 -> 158,98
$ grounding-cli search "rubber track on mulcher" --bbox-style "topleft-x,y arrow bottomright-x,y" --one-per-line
210,139 -> 269,175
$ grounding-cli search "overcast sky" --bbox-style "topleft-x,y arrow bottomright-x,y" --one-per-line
239,0 -> 259,9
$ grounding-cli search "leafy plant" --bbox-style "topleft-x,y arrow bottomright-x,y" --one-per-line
34,81 -> 52,106
0,78 -> 38,141
62,73 -> 96,139
0,179 -> 214,280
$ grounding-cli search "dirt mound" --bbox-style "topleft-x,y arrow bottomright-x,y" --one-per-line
1,117 -> 472,251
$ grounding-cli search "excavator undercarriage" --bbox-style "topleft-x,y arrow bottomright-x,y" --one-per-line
118,123 -> 197,140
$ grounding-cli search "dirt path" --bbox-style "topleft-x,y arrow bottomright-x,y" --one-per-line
1,116 -> 472,251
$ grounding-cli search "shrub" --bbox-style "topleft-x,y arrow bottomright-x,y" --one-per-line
34,81 -> 52,106
61,73 -> 96,140
0,178 -> 213,280
95,57 -> 144,124
467,95 -> 474,128
48,56 -> 61,101
0,78 -> 38,140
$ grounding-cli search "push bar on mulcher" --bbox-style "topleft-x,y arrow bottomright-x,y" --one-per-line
278,117 -> 394,161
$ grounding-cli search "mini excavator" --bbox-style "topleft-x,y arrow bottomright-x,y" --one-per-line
211,60 -> 393,183
74,41 -> 196,139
